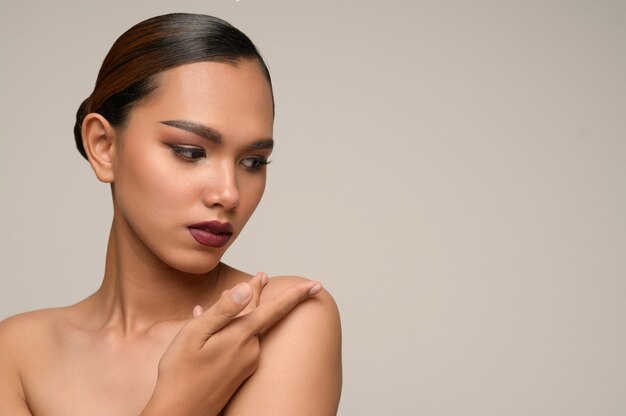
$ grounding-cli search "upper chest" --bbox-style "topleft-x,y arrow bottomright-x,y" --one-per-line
22,323 -> 180,416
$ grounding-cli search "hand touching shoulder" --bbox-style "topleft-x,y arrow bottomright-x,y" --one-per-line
223,276 -> 342,416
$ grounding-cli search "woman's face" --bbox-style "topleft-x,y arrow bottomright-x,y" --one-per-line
110,60 -> 274,274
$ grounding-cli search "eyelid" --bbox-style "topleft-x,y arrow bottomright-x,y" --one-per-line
241,156 -> 272,171
166,143 -> 272,169
168,144 -> 205,161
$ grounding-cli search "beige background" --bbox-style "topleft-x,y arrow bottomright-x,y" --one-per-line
1,1 -> 625,414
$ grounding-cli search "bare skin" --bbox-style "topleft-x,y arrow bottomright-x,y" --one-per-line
0,60 -> 342,415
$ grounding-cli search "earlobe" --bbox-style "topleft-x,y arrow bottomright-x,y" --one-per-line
82,113 -> 117,183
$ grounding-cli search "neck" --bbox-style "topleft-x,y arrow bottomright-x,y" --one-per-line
90,214 -> 224,334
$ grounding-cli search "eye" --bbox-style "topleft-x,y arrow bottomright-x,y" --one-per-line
169,145 -> 205,162
241,157 -> 272,171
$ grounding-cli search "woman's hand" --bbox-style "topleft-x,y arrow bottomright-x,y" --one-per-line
140,272 -> 322,416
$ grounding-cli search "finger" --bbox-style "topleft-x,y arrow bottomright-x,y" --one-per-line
245,280 -> 322,336
189,283 -> 253,344
192,305 -> 204,318
240,272 -> 268,316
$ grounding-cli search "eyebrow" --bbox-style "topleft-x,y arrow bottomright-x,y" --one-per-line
160,119 -> 221,143
159,119 -> 274,150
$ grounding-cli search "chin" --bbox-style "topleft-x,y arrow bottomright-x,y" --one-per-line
160,248 -> 224,276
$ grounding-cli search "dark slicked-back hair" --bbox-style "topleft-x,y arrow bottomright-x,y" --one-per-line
73,13 -> 273,160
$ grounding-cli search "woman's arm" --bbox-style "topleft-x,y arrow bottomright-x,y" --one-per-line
143,274 -> 327,416
0,317 -> 35,416
223,276 -> 342,416
0,274 -> 326,416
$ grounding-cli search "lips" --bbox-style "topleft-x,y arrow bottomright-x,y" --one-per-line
187,221 -> 233,247
188,221 -> 233,234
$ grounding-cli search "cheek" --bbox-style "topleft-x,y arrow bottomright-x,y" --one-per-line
236,174 -> 266,222
116,146 -> 193,226
249,177 -> 266,208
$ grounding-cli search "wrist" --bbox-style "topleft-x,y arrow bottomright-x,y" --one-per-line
140,384 -> 220,416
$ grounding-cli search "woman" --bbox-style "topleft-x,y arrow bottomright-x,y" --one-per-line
0,13 -> 342,415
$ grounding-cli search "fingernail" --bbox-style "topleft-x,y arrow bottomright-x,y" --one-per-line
192,305 -> 204,317
261,272 -> 269,286
308,283 -> 322,296
231,283 -> 252,304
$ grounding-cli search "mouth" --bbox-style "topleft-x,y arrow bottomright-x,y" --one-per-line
187,221 -> 233,248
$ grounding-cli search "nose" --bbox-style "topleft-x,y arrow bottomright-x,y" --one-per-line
202,160 -> 240,211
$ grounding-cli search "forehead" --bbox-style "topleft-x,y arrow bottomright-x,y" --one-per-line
131,60 -> 274,135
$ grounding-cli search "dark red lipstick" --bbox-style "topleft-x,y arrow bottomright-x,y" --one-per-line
188,221 -> 233,247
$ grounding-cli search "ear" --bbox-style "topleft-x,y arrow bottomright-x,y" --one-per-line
82,113 -> 118,183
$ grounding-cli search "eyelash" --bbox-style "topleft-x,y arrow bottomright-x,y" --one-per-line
168,145 -> 272,171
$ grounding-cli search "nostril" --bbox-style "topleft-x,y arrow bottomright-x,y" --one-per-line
202,180 -> 240,210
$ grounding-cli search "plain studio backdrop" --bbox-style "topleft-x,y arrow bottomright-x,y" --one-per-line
1,1 -> 625,415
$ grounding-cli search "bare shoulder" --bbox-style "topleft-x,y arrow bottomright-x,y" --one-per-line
0,308 -> 70,416
225,264 -> 341,325
0,307 -> 73,363
261,275 -> 339,309
0,305 -> 81,365
261,275 -> 341,337
0,308 -> 64,347
225,275 -> 342,415
0,310 -> 47,378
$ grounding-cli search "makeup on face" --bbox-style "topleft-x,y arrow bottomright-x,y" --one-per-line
188,221 -> 233,248
111,61 -> 274,272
